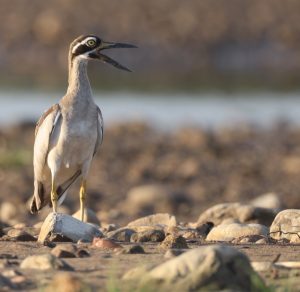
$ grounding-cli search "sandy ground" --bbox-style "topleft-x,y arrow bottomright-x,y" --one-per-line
1,240 -> 300,291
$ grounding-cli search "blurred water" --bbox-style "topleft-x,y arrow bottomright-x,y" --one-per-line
1,91 -> 300,129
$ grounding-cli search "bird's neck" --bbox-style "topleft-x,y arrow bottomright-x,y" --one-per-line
66,57 -> 93,99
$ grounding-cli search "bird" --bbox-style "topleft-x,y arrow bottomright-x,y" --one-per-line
29,34 -> 136,221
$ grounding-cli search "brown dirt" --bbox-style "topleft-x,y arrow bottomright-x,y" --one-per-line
0,241 -> 300,291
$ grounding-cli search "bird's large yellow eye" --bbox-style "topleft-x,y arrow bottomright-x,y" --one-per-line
87,39 -> 96,47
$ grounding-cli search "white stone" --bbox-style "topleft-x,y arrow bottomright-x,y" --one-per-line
250,193 -> 282,210
270,209 -> 300,242
206,223 -> 269,242
38,212 -> 103,243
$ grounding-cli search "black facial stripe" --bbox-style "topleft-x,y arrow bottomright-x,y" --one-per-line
72,44 -> 90,57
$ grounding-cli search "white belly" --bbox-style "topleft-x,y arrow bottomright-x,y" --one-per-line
48,117 -> 97,171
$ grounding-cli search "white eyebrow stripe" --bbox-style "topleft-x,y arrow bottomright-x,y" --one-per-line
72,37 -> 97,54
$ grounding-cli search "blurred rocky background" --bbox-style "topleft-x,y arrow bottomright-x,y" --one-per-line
0,121 -> 299,226
1,0 -> 300,90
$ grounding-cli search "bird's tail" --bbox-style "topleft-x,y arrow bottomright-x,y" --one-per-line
30,180 -> 45,214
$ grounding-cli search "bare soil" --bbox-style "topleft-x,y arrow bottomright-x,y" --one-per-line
1,241 -> 300,291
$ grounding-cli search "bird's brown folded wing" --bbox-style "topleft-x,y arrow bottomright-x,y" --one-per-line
34,103 -> 62,172
35,104 -> 61,136
93,106 -> 104,156
31,103 -> 62,213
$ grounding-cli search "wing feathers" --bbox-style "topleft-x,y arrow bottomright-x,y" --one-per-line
31,104 -> 62,213
35,104 -> 61,137
93,106 -> 104,156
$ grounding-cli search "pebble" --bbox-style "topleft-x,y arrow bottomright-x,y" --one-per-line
103,223 -> 118,232
92,238 -> 122,249
11,275 -> 27,284
20,254 -> 73,271
232,235 -> 272,244
107,228 -> 136,242
270,209 -> 300,243
206,223 -> 269,242
130,230 -> 165,243
123,245 -> 267,291
49,234 -> 73,242
116,245 -> 145,254
7,229 -> 36,241
159,234 -> 188,249
51,244 -> 77,258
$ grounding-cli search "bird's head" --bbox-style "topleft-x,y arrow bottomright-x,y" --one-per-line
69,35 -> 137,72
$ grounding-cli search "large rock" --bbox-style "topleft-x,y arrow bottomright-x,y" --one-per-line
127,213 -> 177,228
196,203 -> 277,227
250,193 -> 282,210
123,245 -> 266,291
20,254 -> 72,270
270,209 -> 300,243
206,223 -> 269,242
38,212 -> 103,243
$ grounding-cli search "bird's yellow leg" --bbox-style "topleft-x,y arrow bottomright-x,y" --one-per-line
80,179 -> 87,221
51,180 -> 58,213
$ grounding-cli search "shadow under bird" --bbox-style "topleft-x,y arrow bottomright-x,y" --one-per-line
30,35 -> 136,220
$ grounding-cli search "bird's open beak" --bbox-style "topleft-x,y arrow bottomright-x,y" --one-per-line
91,41 -> 137,72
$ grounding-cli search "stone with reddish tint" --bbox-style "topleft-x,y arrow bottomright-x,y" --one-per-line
92,238 -> 122,249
